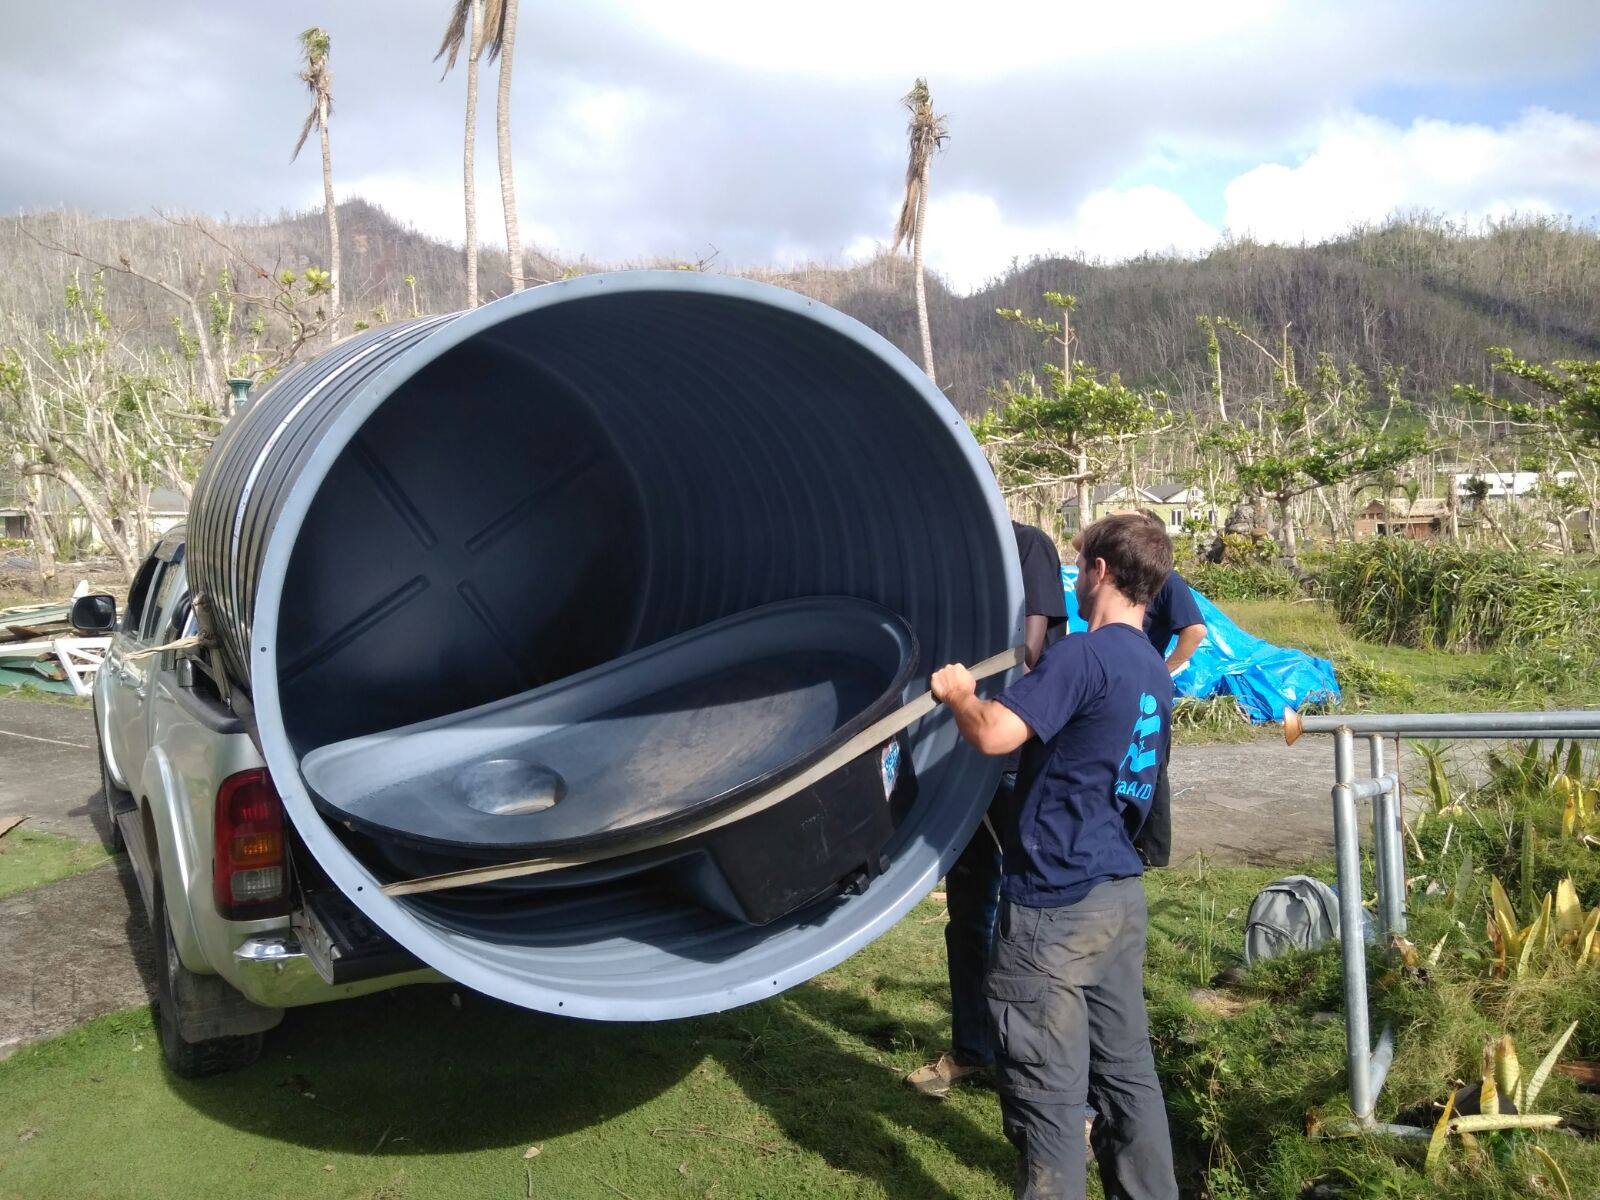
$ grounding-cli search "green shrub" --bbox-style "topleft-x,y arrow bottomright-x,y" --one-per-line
1186,561 -> 1302,602
1471,643 -> 1598,700
1332,651 -> 1417,706
1320,539 -> 1600,651
1171,695 -> 1253,741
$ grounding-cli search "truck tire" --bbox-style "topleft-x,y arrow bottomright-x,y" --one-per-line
151,882 -> 264,1077
93,711 -> 130,852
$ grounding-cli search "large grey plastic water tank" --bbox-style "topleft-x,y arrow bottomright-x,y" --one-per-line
189,270 -> 1021,1020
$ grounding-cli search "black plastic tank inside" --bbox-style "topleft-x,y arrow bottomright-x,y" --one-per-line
188,271 -> 1021,1019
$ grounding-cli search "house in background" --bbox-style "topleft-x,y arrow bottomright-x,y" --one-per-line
1354,497 -> 1454,540
1143,482 -> 1217,534
1,482 -> 188,550
144,486 -> 188,537
1453,470 -> 1576,504
0,470 -> 24,539
1060,481 -> 1218,534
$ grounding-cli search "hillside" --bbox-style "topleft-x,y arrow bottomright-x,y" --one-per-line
2,202 -> 1597,417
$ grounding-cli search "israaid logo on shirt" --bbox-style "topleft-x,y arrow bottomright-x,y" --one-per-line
1114,692 -> 1162,803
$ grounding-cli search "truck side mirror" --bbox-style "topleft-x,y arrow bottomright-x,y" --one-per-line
70,593 -> 118,634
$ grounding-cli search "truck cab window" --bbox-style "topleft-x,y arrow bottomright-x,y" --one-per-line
146,563 -> 187,645
123,555 -> 160,635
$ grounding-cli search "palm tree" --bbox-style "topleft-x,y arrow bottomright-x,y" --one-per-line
292,27 -> 341,338
436,0 -> 486,307
474,0 -> 525,292
891,78 -> 947,384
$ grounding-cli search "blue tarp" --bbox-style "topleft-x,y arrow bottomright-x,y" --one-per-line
1059,566 -> 1340,723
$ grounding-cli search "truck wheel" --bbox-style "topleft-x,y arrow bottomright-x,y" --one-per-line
93,711 -> 130,852
151,882 -> 264,1078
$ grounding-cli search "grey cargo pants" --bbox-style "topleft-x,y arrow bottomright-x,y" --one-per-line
985,876 -> 1178,1200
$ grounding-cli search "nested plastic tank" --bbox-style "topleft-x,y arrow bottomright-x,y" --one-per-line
188,270 -> 1021,1020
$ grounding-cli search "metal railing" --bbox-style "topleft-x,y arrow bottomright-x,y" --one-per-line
1283,708 -> 1600,1126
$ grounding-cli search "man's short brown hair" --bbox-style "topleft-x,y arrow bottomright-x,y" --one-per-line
1077,512 -> 1173,605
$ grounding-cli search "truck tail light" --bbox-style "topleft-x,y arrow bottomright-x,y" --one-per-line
214,769 -> 289,919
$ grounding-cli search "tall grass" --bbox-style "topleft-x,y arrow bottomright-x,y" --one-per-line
1320,539 -> 1600,652
1184,560 -> 1303,602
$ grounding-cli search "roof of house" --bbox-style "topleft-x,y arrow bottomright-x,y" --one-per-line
1360,497 -> 1451,518
147,485 -> 188,514
1061,483 -> 1134,510
1142,481 -> 1195,503
1060,480 -> 1197,510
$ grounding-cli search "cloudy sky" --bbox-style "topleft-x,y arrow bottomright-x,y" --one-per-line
4,1 -> 1600,291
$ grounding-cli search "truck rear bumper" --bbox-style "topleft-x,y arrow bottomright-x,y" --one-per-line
229,932 -> 438,1008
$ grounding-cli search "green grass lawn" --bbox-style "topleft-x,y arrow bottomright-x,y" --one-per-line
6,856 -> 1597,1200
0,684 -> 89,707
1221,597 -> 1485,707
0,828 -> 111,899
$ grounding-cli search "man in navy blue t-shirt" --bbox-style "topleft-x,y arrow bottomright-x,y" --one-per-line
931,512 -> 1179,1200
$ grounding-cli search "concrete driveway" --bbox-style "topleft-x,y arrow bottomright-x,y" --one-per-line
0,697 -> 102,840
0,696 -> 157,1060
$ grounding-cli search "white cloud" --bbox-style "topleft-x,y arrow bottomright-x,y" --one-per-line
848,185 -> 1219,293
881,107 -> 1600,294
334,174 -> 468,246
621,0 -> 1282,80
4,1 -> 1600,289
1224,109 -> 1600,243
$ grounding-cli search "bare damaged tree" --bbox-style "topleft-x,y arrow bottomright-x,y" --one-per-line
1,277 -> 156,572
998,292 -> 1092,515
18,220 -> 224,412
19,214 -> 334,420
478,0 -> 525,292
170,214 -> 336,388
14,464 -> 59,589
293,27 -> 341,339
1200,320 -> 1425,568
892,78 -> 947,385
437,0 -> 486,307
2,222 -> 342,576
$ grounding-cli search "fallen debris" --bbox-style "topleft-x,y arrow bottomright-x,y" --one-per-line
0,637 -> 109,697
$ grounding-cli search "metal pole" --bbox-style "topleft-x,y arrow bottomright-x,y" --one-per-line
1333,727 -> 1374,1122
1366,738 -> 1405,937
1369,1024 -> 1397,1100
1383,773 -> 1406,936
1368,736 -> 1389,941
1295,709 -> 1600,737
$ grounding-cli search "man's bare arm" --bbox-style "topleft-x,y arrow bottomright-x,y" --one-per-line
930,664 -> 1033,755
1167,623 -> 1206,672
1022,614 -> 1049,670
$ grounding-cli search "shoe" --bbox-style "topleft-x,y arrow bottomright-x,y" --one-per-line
904,1052 -> 987,1097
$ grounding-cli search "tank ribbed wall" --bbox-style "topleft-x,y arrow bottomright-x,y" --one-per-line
190,316 -> 455,689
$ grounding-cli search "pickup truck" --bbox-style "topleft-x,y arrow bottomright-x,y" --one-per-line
74,526 -> 436,1077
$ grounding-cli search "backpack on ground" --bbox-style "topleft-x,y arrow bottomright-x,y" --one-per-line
1243,875 -> 1342,966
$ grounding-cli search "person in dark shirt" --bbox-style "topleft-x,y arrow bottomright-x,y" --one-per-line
931,513 -> 1179,1200
1132,511 -> 1207,868
906,521 -> 1067,1096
